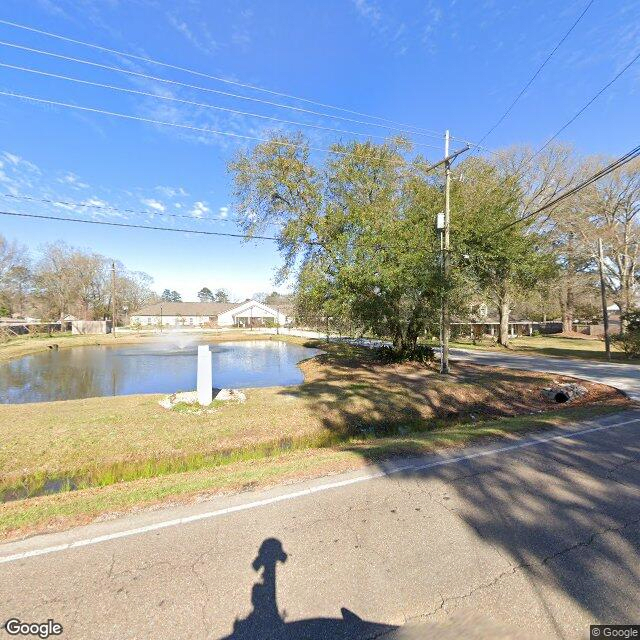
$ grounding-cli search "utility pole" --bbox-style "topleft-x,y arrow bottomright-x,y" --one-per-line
597,238 -> 611,361
111,261 -> 117,339
440,130 -> 451,374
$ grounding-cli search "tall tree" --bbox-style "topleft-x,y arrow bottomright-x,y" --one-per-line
0,234 -> 30,316
197,287 -> 214,302
454,158 -> 557,346
34,243 -> 107,320
230,135 -> 445,351
116,269 -> 156,320
586,157 -> 640,329
161,289 -> 182,302
214,288 -> 230,303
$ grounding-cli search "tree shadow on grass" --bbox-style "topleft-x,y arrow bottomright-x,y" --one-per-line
279,346 -> 639,629
284,348 -> 618,444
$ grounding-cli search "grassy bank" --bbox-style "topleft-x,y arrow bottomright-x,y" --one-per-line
0,404 -> 626,541
450,334 -> 632,363
0,337 -> 630,541
1,339 -> 626,494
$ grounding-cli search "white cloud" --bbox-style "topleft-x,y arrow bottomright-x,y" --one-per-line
155,185 -> 188,198
141,198 -> 166,213
53,201 -> 79,211
167,14 -> 218,54
84,197 -> 107,208
59,172 -> 89,189
352,0 -> 382,24
219,206 -> 229,219
3,152 -> 20,165
191,201 -> 210,218
3,152 -> 41,173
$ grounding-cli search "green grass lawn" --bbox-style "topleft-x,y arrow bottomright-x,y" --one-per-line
0,404 -> 626,541
450,334 -> 633,363
0,336 -> 629,541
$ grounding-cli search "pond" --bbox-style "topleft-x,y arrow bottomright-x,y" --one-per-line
0,340 -> 323,404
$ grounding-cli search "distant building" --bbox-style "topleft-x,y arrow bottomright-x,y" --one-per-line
130,299 -> 291,328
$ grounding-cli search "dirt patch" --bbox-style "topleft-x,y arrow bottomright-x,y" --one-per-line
556,331 -> 602,340
295,350 -> 627,436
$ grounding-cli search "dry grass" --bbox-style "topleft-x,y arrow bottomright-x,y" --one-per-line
0,404 -> 626,542
0,336 -> 629,540
0,340 -> 626,497
450,334 -> 631,362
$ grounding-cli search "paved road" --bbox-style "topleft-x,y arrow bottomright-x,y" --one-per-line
1,408 -> 639,639
451,348 -> 640,401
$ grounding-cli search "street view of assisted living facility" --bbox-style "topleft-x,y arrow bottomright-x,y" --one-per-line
0,1 -> 639,638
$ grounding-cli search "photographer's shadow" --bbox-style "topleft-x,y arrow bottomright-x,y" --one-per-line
221,537 -> 397,640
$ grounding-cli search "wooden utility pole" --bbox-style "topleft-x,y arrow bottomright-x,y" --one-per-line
597,238 -> 611,361
440,130 -> 451,374
111,261 -> 117,339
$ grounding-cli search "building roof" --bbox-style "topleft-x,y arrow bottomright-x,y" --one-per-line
132,302 -> 237,316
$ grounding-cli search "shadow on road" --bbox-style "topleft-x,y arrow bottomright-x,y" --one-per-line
394,423 -> 640,626
275,345 -> 639,630
221,537 -> 397,639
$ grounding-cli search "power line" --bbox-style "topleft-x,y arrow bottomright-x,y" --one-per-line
0,40 -> 444,140
1,193 -> 231,223
477,43 -> 640,209
0,89 -> 419,166
476,0 -> 594,147
535,48 -> 640,157
0,61 -> 442,151
0,209 -> 284,242
493,143 -> 640,234
0,18 -> 439,136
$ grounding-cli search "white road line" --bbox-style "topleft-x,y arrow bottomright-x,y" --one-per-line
1,415 -> 639,565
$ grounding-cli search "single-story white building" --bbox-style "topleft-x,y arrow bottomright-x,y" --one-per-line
130,300 -> 291,328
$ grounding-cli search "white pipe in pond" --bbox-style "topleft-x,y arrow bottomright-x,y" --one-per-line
197,345 -> 213,405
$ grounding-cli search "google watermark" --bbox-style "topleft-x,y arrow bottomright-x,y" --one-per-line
3,618 -> 63,639
591,626 -> 640,639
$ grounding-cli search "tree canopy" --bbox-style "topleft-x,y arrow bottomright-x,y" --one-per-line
161,289 -> 182,303
230,134 -> 565,351
197,287 -> 214,302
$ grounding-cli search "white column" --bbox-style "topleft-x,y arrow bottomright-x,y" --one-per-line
197,345 -> 213,406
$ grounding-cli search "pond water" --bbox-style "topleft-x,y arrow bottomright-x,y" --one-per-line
0,340 -> 323,404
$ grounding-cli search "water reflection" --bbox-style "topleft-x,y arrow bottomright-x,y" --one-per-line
0,341 -> 322,404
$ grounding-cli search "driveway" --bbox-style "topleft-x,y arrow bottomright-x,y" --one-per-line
1,409 -> 639,639
451,348 -> 640,401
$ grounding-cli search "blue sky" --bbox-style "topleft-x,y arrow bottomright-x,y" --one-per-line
0,0 -> 638,300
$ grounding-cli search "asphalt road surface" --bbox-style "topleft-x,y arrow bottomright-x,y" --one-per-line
1,407 -> 639,639
450,347 -> 640,401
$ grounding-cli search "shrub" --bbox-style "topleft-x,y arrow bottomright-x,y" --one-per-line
616,310 -> 640,358
375,344 -> 436,364
615,332 -> 640,358
622,310 -> 640,333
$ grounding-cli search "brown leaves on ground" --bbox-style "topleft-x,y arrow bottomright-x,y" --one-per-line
293,350 -> 627,436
